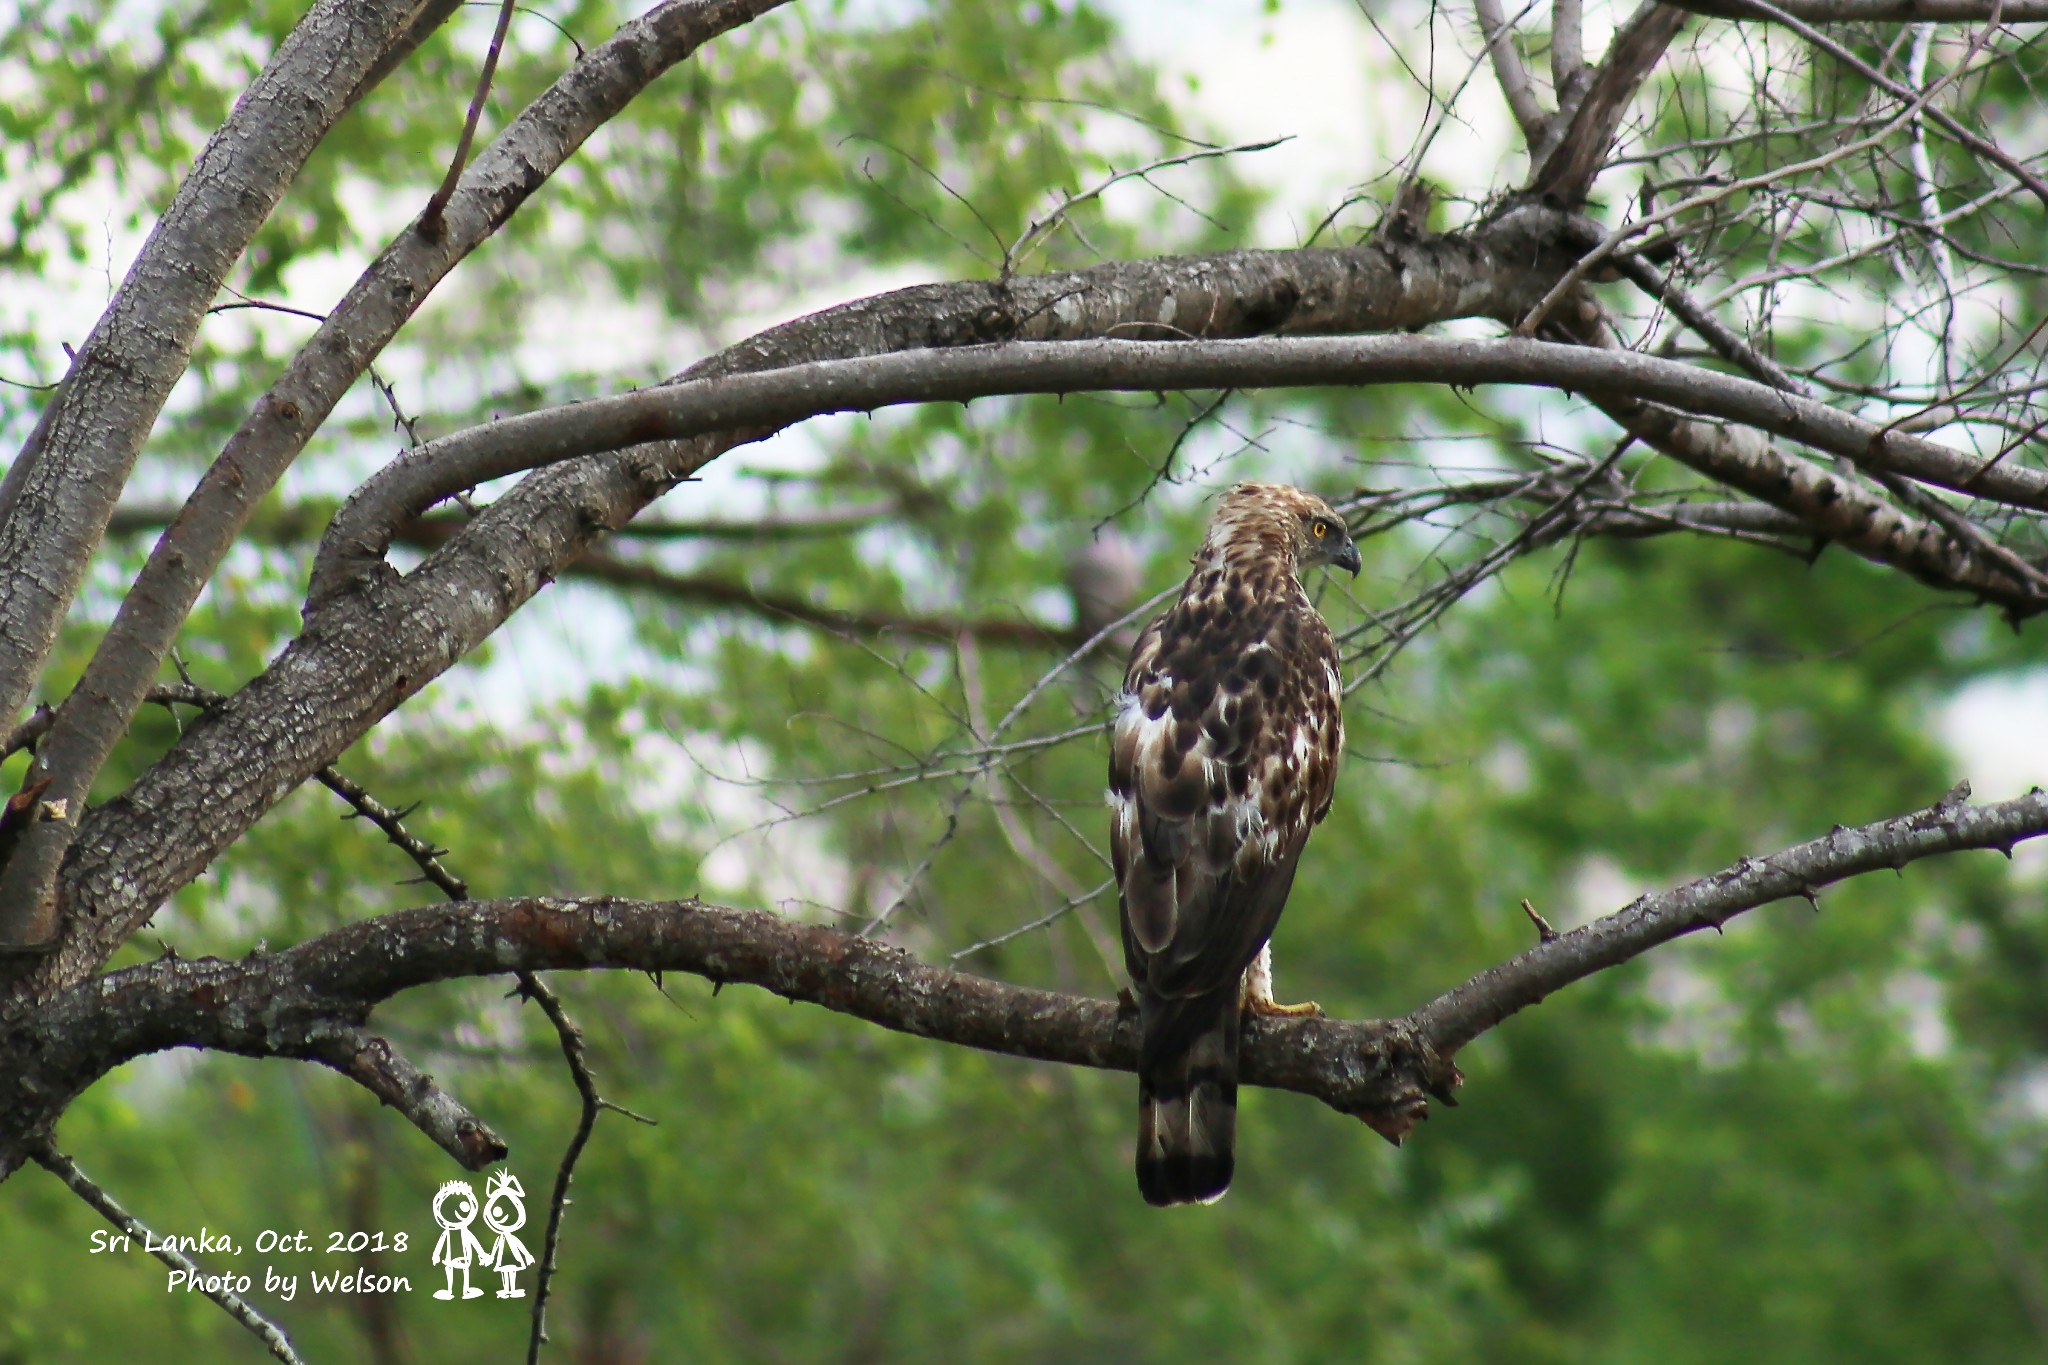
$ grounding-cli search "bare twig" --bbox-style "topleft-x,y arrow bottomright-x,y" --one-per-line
1003,138 -> 1291,278
1728,0 -> 2046,210
1665,0 -> 2046,26
29,1140 -> 307,1364
516,972 -> 653,1365
1520,45 -> 1979,334
422,0 -> 519,230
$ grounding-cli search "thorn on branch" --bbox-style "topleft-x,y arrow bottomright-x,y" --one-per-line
1520,897 -> 1559,942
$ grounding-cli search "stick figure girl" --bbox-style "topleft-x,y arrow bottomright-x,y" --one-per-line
481,1170 -> 535,1298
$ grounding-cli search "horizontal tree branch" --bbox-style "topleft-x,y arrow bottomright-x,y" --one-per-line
311,333 -> 2048,602
392,516 -> 1088,648
105,501 -> 1060,645
7,785 -> 2040,1182
1604,397 -> 2044,608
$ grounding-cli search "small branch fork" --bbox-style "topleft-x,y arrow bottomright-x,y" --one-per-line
7,785 -> 2042,1177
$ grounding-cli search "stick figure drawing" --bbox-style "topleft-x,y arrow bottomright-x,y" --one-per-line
481,1170 -> 536,1299
430,1179 -> 489,1301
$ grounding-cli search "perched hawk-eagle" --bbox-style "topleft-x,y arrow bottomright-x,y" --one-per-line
1109,482 -> 1358,1206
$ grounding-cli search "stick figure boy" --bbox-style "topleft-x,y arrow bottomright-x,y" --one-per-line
431,1179 -> 490,1300
481,1170 -> 536,1299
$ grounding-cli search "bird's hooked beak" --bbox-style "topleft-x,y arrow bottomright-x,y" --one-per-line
1334,539 -> 1362,577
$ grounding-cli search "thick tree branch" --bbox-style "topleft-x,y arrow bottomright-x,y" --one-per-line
0,0 -> 426,801
7,786 -> 2041,1182
313,333 -> 2048,601
1598,398 -> 2041,606
0,0 -> 792,953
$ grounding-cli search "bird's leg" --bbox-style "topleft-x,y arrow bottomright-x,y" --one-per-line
1241,943 -> 1322,1018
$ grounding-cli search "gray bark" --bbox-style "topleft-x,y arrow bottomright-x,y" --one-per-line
0,0 -> 792,951
0,0 -> 427,770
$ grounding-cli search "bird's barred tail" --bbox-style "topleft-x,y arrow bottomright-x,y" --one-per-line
1135,992 -> 1240,1206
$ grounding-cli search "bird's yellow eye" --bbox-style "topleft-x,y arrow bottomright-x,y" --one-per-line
1312,520 -> 1327,538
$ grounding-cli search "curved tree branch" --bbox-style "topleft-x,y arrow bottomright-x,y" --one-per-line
312,333 -> 2048,602
7,784 -> 2040,1182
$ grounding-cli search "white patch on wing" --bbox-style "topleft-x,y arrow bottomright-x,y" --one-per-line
1230,788 -> 1267,843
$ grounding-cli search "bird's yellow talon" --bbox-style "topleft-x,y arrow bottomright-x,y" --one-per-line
1246,996 -> 1323,1019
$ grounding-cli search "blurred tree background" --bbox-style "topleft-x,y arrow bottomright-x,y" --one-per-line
3,0 -> 2046,1361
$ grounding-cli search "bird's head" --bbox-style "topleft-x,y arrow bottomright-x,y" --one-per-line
1206,483 -> 1361,578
